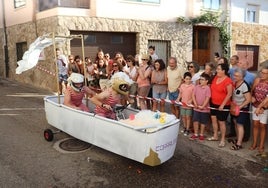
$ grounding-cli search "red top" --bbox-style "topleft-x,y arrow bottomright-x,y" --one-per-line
66,86 -> 85,107
210,76 -> 232,105
95,91 -> 120,115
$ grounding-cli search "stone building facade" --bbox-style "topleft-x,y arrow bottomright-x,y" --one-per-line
231,22 -> 268,67
8,16 -> 192,91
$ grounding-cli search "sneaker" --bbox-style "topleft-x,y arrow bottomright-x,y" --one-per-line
199,135 -> 205,141
181,128 -> 186,133
184,130 -> 190,136
189,135 -> 198,140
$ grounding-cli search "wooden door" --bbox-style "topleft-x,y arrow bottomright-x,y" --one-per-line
192,26 -> 210,66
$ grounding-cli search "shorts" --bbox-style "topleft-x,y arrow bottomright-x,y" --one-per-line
210,102 -> 230,121
168,90 -> 179,101
252,106 -> 268,124
58,74 -> 68,84
193,110 -> 210,125
231,107 -> 250,126
153,91 -> 167,100
180,107 -> 192,116
138,86 -> 151,98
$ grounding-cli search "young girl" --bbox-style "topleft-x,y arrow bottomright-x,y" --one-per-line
176,72 -> 195,136
191,73 -> 211,141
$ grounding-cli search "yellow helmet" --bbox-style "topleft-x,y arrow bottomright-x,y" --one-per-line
110,72 -> 133,95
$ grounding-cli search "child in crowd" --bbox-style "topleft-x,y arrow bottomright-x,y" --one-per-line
63,73 -> 96,112
177,72 -> 195,136
190,73 -> 211,141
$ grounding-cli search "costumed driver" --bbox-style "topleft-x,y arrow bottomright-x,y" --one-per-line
64,73 -> 96,112
90,72 -> 134,119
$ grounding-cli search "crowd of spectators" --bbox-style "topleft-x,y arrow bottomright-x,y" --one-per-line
56,46 -> 268,154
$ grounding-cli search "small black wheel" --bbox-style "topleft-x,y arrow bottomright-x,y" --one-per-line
44,129 -> 54,142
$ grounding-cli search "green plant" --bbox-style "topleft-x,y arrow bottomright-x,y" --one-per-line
178,11 -> 231,57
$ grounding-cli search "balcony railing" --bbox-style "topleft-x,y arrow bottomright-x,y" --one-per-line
38,0 -> 90,12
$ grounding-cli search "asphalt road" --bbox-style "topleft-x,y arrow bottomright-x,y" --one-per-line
0,78 -> 267,188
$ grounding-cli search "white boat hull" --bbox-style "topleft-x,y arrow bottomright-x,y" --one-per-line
44,96 -> 180,166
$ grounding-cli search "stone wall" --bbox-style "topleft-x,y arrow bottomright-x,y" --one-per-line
231,22 -> 268,65
7,16 -> 192,91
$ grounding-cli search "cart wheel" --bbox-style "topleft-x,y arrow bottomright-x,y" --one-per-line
44,129 -> 54,142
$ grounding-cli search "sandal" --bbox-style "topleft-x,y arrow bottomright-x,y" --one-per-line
227,138 -> 237,144
230,144 -> 242,150
258,147 -> 264,154
207,137 -> 219,141
249,145 -> 257,150
218,141 -> 225,148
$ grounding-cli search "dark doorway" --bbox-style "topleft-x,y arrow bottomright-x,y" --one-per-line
192,26 -> 211,66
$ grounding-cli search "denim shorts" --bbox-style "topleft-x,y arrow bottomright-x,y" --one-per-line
168,90 -> 179,101
153,91 -> 167,99
58,74 -> 68,83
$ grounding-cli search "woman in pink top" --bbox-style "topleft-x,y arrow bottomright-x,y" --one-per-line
136,54 -> 152,110
64,73 -> 96,112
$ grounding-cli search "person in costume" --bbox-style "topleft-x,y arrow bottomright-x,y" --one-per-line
63,73 -> 96,112
90,72 -> 134,119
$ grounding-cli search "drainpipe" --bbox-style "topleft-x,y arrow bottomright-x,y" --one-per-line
2,0 -> 9,78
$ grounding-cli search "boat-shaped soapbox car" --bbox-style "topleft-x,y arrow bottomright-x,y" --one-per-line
44,95 -> 180,166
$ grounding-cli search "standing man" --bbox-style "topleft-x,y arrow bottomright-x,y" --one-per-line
56,48 -> 68,95
167,57 -> 185,118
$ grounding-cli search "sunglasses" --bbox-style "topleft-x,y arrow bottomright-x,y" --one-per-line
188,65 -> 194,68
142,59 -> 148,61
113,64 -> 118,67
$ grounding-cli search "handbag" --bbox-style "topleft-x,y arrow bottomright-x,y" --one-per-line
230,102 -> 240,116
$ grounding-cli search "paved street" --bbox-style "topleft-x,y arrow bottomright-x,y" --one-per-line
0,78 -> 268,188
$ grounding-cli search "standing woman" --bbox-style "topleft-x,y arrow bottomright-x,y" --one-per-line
136,54 -> 152,110
187,61 -> 201,85
230,68 -> 251,150
151,59 -> 168,112
208,63 -> 233,147
125,55 -> 138,109
250,62 -> 268,154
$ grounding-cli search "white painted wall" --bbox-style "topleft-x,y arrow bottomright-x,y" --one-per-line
230,0 -> 268,25
95,0 -> 187,21
4,0 -> 34,27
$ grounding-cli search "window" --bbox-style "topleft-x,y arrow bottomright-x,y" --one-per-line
14,0 -> 26,8
203,0 -> 221,10
16,42 -> 27,61
246,4 -> 259,23
124,0 -> 160,4
111,36 -> 123,44
84,35 -> 96,44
